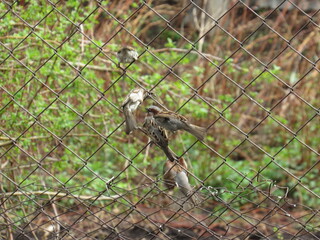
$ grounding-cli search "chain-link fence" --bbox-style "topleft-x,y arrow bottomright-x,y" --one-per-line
1,0 -> 319,239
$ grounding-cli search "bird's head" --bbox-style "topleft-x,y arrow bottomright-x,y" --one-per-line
146,105 -> 161,115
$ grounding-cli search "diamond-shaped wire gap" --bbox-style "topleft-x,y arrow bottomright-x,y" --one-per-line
0,1 -> 10,16
294,114 -> 319,153
292,69 -> 319,110
241,23 -> 289,66
10,31 -> 57,73
0,58 -> 35,98
41,2 -> 121,69
90,2 -> 131,42
84,134 -> 154,196
88,5 -> 145,68
30,55 -> 85,105
222,211 -> 268,239
146,2 -> 195,43
264,1 -> 312,41
8,192 -> 66,235
100,25 -> 145,64
195,23 -> 241,63
270,91 -> 318,133
243,114 -> 294,159
205,191 -> 265,238
57,8 -> 124,86
299,165 -> 320,198
0,41 -> 9,64
31,6 -> 81,51
269,47 -> 316,87
80,96 -> 119,139
137,46 -> 193,92
121,1 -> 172,45
75,215 -> 120,240
279,200 -> 320,236
92,0 -> 144,30
92,2 -> 147,49
0,147 -> 39,192
2,202 -> 44,239
0,101 -> 36,141
258,210 -> 307,239
142,0 -> 193,44
144,3 -> 222,71
140,46 -> 219,111
36,97 -> 79,138
258,158 -> 309,199
280,185 -> 320,237
260,202 -> 316,239
7,77 -> 57,119
60,209 -> 110,239
217,1 -> 268,43
205,114 -> 247,158
108,191 -> 182,238
95,187 -> 164,238
198,44 -> 268,94
294,224 -> 320,240
62,126 -> 107,164
223,94 -> 269,137
289,18 -> 319,63
50,194 -> 122,239
53,0 -> 100,29
61,169 -> 109,202
272,137 -> 319,182
0,8 -> 36,52
205,159 -> 282,233
9,123 -> 60,175
57,74 -> 102,117
0,197 -> 35,236
242,70 -> 290,112
236,194 -> 296,239
53,30 -> 104,80
145,21 -> 196,68
193,71 -> 240,115
10,0 -> 58,29
0,87 -> 15,113
134,208 -> 204,239
170,201 -> 225,232
147,209 -> 212,239
240,1 -> 318,69
99,214 -> 155,240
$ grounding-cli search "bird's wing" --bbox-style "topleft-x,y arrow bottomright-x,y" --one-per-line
155,111 -> 188,123
121,88 -> 144,107
129,88 -> 144,103
121,94 -> 130,107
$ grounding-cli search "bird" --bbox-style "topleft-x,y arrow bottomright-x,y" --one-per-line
121,88 -> 145,134
142,110 -> 177,162
116,46 -> 138,67
163,157 -> 201,205
146,106 -> 206,141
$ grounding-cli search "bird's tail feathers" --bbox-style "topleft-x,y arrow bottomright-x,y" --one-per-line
176,171 -> 202,205
163,147 -> 178,162
185,124 -> 206,141
124,111 -> 137,134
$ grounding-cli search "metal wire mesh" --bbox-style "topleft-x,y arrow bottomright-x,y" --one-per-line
0,0 -> 319,239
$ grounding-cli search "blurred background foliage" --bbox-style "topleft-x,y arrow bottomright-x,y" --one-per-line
0,0 -> 319,228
